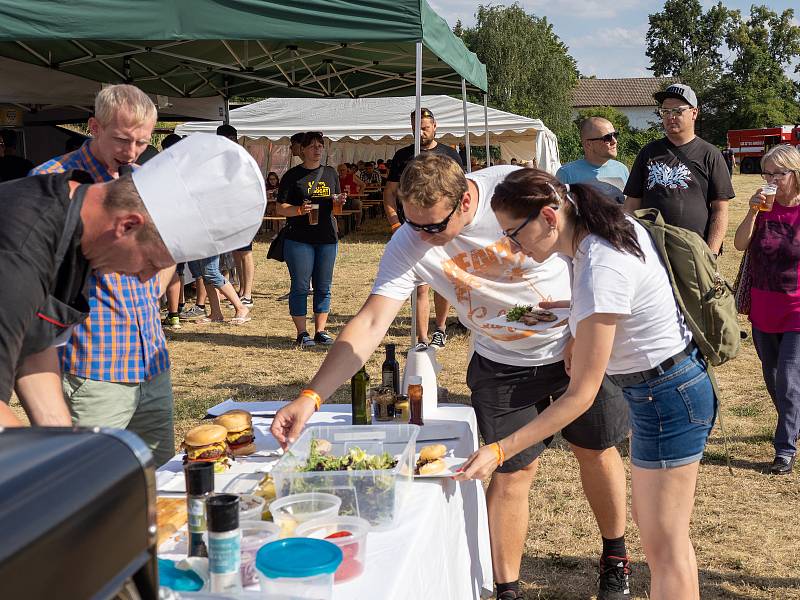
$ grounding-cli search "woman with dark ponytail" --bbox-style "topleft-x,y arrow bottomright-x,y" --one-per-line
455,168 -> 715,600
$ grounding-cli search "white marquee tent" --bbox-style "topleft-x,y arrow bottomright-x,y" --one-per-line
176,95 -> 561,175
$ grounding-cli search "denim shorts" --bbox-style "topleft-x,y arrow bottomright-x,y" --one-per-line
620,348 -> 716,469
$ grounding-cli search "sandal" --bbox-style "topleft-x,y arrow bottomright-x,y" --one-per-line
197,316 -> 224,324
229,316 -> 252,325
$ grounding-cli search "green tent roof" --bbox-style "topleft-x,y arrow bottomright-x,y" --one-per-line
0,0 -> 487,99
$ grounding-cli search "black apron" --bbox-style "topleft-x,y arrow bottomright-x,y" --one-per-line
19,184 -> 92,358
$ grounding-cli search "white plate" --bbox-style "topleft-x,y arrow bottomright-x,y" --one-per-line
484,308 -> 570,332
414,455 -> 466,478
157,470 -> 267,494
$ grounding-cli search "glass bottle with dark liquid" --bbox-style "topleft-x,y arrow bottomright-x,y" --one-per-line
381,343 -> 400,395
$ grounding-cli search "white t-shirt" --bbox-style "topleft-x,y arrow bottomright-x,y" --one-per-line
569,218 -> 692,375
372,165 -> 571,367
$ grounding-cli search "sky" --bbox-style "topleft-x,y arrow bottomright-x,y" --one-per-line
429,0 -> 800,79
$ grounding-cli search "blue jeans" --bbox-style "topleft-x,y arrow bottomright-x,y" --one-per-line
752,328 -> 800,458
621,348 -> 716,469
283,239 -> 338,317
188,256 -> 225,288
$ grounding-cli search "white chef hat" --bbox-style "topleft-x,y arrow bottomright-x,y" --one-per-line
131,133 -> 266,263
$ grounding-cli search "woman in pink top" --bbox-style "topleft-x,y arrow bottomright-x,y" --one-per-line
734,144 -> 800,475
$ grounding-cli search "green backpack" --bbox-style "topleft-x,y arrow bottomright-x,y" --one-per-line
634,209 -> 741,367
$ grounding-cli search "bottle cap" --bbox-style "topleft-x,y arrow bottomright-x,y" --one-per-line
184,461 -> 214,495
256,538 -> 342,579
408,375 -> 423,385
207,494 -> 239,532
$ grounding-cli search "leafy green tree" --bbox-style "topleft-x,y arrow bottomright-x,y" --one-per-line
574,106 -> 630,132
459,4 -> 578,135
646,0 -> 730,97
708,5 -> 800,139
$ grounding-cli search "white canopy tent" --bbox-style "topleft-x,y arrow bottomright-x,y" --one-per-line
176,95 -> 561,174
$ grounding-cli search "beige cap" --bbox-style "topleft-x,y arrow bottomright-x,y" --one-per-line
132,133 -> 266,263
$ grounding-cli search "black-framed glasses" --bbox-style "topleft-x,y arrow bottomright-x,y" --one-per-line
405,200 -> 461,234
587,131 -> 619,143
657,106 -> 693,118
504,213 -> 537,251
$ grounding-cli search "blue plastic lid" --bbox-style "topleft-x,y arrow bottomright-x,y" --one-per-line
256,538 -> 343,579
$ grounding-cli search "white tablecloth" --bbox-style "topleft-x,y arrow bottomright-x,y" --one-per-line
157,402 -> 493,599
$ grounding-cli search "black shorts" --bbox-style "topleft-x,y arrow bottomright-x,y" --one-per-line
236,243 -> 253,252
467,352 -> 629,473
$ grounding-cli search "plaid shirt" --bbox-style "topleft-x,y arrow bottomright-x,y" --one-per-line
31,141 -> 170,382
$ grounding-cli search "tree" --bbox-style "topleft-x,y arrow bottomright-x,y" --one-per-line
574,106 -> 630,132
710,6 -> 800,135
459,4 -> 578,135
646,0 -> 730,97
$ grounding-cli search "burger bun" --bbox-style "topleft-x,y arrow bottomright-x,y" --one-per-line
184,424 -> 228,447
417,458 -> 447,476
214,409 -> 253,432
230,441 -> 257,457
418,444 -> 447,462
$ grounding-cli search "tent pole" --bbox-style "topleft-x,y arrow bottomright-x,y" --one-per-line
409,40 -> 422,349
484,93 -> 490,167
461,78 -> 471,173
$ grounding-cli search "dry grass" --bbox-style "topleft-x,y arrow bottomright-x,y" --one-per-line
11,174 -> 799,598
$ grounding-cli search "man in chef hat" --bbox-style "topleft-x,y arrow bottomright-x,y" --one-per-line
0,134 -> 266,436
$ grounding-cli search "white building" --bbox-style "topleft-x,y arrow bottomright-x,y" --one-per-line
572,77 -> 679,131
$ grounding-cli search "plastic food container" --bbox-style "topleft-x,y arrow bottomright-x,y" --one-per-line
295,516 -> 370,583
239,493 -> 266,522
269,492 -> 341,538
256,538 -> 342,599
270,424 -> 419,530
240,521 -> 281,587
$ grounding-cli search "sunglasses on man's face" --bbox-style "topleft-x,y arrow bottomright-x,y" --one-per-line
586,131 -> 619,143
405,200 -> 461,234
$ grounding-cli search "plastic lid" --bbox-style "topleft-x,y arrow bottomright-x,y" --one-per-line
206,494 -> 239,532
408,375 -> 423,385
256,538 -> 343,579
184,461 -> 214,495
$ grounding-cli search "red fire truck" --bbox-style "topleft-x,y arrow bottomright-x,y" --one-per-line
727,125 -> 800,174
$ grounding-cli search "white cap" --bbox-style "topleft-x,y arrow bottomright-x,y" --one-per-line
132,133 -> 266,263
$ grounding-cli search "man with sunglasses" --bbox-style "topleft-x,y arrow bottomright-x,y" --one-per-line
384,107 -> 464,350
623,84 -> 734,254
557,117 -> 629,203
273,154 -> 632,600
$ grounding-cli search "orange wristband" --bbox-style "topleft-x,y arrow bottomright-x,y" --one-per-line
490,442 -> 505,467
297,206 -> 303,216
300,389 -> 322,411
390,222 -> 401,231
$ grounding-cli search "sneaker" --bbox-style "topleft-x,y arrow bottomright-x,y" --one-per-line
240,297 -> 254,306
162,316 -> 182,330
768,454 -> 796,475
180,305 -> 206,319
314,331 -> 335,345
429,328 -> 447,349
413,342 -> 429,352
598,555 -> 631,600
296,331 -> 316,349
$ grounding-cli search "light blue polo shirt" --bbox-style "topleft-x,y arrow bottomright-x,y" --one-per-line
556,159 -> 630,203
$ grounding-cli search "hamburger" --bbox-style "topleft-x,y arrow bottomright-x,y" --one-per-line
182,424 -> 232,472
214,410 -> 256,456
415,444 -> 447,476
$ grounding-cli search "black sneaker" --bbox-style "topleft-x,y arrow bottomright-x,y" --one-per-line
598,555 -> 631,600
314,331 -> 335,345
429,328 -> 447,349
296,331 -> 316,349
768,454 -> 795,475
412,341 -> 429,352
240,297 -> 254,306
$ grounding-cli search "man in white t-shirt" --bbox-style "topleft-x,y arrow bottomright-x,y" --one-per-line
271,155 -> 631,600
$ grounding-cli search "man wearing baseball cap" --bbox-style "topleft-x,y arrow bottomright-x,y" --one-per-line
623,83 -> 734,255
0,134 -> 265,433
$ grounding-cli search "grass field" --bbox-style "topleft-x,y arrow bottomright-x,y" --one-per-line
12,174 -> 800,598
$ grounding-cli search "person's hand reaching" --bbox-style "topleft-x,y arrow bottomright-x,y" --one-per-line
270,395 -> 317,449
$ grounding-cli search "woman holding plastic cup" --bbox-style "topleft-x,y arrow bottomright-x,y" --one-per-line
276,131 -> 341,349
734,144 -> 800,475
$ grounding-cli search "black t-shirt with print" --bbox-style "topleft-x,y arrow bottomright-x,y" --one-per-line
278,164 -> 341,244
624,136 -> 735,240
387,142 -> 464,183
